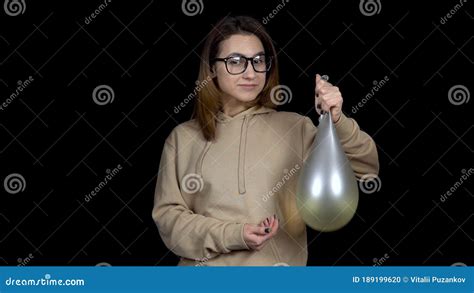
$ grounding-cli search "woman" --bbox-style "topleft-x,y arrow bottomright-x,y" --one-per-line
152,16 -> 379,266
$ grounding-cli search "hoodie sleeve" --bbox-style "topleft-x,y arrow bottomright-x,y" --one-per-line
302,113 -> 379,178
152,135 -> 249,261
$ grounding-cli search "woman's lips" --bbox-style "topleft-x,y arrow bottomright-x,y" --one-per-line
238,84 -> 258,89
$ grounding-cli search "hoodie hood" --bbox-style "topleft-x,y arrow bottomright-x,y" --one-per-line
215,104 -> 275,123
196,105 -> 276,194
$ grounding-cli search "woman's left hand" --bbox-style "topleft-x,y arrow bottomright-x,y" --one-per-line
315,74 -> 343,123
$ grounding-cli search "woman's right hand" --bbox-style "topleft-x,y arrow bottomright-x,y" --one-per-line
243,215 -> 279,251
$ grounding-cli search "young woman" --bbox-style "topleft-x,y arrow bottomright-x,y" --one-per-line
152,16 -> 379,266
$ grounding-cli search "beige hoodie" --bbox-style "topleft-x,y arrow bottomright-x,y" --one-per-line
152,105 -> 379,266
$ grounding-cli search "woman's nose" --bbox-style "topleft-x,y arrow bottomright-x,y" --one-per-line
242,61 -> 256,79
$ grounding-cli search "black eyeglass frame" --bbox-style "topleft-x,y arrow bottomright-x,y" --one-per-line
212,54 -> 273,75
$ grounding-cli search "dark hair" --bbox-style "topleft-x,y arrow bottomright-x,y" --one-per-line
192,16 -> 279,141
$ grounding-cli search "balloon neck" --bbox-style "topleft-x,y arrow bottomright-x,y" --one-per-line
319,111 -> 332,123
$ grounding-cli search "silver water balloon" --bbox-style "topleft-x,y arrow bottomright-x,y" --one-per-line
296,76 -> 359,232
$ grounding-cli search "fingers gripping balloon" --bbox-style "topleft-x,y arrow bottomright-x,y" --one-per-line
296,75 -> 359,232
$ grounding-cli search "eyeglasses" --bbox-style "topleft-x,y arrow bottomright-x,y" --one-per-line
213,54 -> 272,75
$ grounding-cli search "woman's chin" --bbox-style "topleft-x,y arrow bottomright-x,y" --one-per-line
233,94 -> 258,103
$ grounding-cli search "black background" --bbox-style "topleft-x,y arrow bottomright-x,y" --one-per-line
0,0 -> 472,266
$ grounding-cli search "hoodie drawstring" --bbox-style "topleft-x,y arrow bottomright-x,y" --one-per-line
196,140 -> 212,177
238,115 -> 250,194
195,117 -> 250,195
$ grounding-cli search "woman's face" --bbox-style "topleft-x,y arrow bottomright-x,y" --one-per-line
214,34 -> 267,106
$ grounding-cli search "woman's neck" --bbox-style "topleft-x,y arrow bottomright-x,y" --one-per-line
221,98 -> 251,117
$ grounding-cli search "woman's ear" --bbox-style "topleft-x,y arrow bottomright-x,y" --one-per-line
210,64 -> 217,78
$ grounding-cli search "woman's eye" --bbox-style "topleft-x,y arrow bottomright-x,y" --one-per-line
253,56 -> 265,64
228,57 -> 242,65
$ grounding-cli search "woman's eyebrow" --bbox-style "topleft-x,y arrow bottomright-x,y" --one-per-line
226,51 -> 265,57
